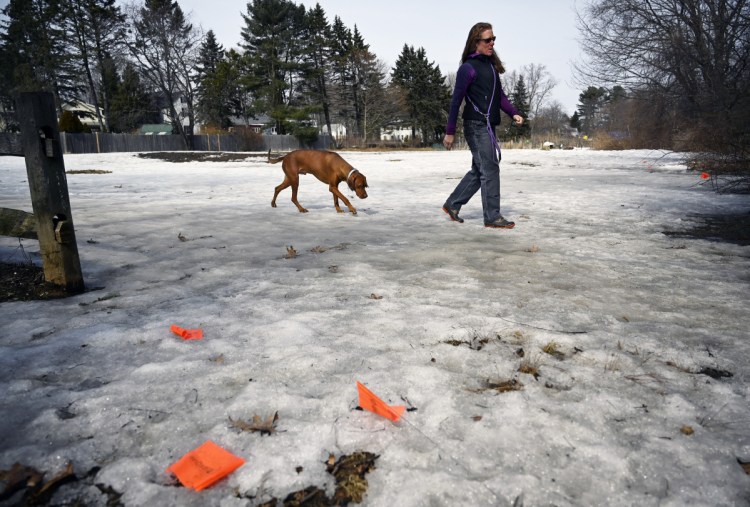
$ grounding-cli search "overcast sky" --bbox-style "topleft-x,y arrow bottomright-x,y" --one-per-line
0,0 -> 585,113
142,0 -> 585,114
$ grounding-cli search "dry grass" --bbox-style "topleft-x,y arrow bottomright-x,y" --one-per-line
518,354 -> 541,379
604,354 -> 621,372
541,340 -> 565,360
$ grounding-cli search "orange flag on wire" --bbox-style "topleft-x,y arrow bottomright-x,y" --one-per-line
356,381 -> 406,422
166,441 -> 245,491
171,325 -> 204,340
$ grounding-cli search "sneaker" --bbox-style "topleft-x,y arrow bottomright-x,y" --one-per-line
442,206 -> 464,223
484,216 -> 515,229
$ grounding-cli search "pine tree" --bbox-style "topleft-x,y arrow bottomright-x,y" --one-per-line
195,31 -> 233,129
0,0 -> 78,110
240,0 -> 299,134
300,4 -> 334,138
504,74 -> 531,141
569,111 -> 581,132
391,45 -> 449,145
329,16 -> 354,142
224,49 -> 256,124
576,86 -> 608,136
109,63 -> 157,132
60,0 -> 126,132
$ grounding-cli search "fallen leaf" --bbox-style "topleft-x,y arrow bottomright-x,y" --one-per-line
229,412 -> 279,436
486,379 -> 524,393
680,425 -> 694,435
0,463 -> 43,501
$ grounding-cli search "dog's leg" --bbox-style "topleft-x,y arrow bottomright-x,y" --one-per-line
329,185 -> 356,214
333,194 -> 344,213
291,182 -> 307,213
272,176 -> 291,208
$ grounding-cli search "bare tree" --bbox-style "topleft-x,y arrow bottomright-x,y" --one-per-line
575,0 -> 750,152
523,63 -> 557,119
125,0 -> 201,147
533,100 -> 568,136
360,59 -> 402,143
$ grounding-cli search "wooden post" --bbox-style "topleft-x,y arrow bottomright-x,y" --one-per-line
16,92 -> 84,294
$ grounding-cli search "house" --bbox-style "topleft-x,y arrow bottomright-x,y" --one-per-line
140,124 -> 173,135
62,100 -> 104,131
225,114 -> 272,134
380,123 -> 419,142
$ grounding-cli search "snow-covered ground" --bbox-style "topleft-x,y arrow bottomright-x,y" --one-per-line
1,148 -> 749,506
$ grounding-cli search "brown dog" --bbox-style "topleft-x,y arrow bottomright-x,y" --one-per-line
268,149 -> 368,214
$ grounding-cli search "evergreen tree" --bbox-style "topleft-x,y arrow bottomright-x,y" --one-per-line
109,63 -> 157,132
328,15 -> 354,141
569,110 -> 581,131
347,26 -> 369,140
300,3 -> 334,138
224,49 -> 256,124
391,45 -> 449,145
60,0 -> 126,132
240,0 -> 300,134
0,0 -> 78,110
576,86 -> 609,136
504,74 -> 531,141
195,30 -> 233,129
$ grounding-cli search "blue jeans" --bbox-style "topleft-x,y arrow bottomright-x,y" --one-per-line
445,120 -> 502,224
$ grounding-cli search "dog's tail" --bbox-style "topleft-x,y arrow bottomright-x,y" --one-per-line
267,149 -> 285,164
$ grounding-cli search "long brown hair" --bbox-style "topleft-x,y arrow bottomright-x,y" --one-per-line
460,22 -> 505,74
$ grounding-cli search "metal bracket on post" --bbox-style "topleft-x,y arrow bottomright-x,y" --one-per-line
40,128 -> 58,158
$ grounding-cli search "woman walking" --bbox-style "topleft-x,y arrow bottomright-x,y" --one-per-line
442,22 -> 524,229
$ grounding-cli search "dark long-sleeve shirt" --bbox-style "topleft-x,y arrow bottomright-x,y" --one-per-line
445,53 -> 519,135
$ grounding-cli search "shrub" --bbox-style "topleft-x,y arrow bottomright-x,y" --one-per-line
232,127 -> 265,151
58,110 -> 90,133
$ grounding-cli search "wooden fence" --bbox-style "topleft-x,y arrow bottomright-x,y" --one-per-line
0,132 -> 332,156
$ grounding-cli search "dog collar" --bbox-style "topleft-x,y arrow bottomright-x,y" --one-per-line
347,168 -> 359,183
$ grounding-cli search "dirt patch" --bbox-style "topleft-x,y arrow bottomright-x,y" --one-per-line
663,213 -> 750,245
0,261 -> 69,302
136,152 -> 265,163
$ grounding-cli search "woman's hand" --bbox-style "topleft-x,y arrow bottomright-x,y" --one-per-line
443,134 -> 455,151
513,115 -> 524,125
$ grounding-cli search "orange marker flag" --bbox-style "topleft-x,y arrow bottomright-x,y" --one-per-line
356,381 -> 406,422
166,441 -> 245,491
171,325 -> 204,340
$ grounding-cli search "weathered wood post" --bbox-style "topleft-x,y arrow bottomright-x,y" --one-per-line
16,92 -> 84,294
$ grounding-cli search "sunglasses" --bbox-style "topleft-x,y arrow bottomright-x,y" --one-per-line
478,36 -> 496,43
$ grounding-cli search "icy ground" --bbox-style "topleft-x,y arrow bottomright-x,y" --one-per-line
1,148 -> 749,506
